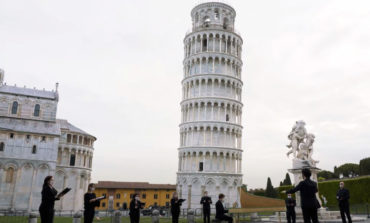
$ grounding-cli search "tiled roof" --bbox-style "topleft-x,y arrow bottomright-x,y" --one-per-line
95,181 -> 176,190
57,119 -> 95,139
0,85 -> 57,100
0,117 -> 60,135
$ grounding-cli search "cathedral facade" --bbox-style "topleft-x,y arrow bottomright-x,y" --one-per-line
177,2 -> 244,209
0,69 -> 96,212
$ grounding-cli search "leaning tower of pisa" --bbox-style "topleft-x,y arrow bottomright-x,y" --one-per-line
177,2 -> 244,209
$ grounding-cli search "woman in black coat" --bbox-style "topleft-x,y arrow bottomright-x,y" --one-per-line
39,176 -> 63,223
170,192 -> 182,223
129,194 -> 143,223
84,183 -> 101,223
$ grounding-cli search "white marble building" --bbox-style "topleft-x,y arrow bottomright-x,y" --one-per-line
177,2 -> 244,209
0,69 -> 96,212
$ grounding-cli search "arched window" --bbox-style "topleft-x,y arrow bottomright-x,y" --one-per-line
203,16 -> 210,27
226,114 -> 230,121
32,145 -> 37,154
214,9 -> 219,20
70,154 -> 76,166
223,17 -> 229,29
6,167 -> 15,183
34,104 -> 40,117
0,142 -> 4,151
11,101 -> 18,114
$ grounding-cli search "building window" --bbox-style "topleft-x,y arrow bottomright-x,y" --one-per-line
0,142 -> 4,152
11,101 -> 18,114
123,202 -> 128,210
72,135 -> 77,143
80,175 -> 85,189
34,104 -> 40,117
154,194 -> 158,199
166,194 -> 170,199
202,39 -> 207,51
116,193 -> 121,199
223,18 -> 229,29
41,136 -> 46,142
199,162 -> 203,172
32,145 -> 37,154
67,134 -> 72,143
6,167 -> 15,183
102,202 -> 106,208
10,133 -> 14,139
166,202 -> 170,207
142,193 -> 146,199
116,202 -> 120,207
226,114 -> 229,121
214,9 -> 219,20
70,154 -> 76,166
26,135 -> 31,140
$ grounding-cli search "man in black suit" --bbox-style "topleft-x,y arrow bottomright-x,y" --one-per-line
215,194 -> 233,223
285,193 -> 296,223
200,191 -> 212,223
286,168 -> 320,223
337,181 -> 352,223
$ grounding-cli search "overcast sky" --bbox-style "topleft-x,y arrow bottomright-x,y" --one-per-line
1,0 -> 369,189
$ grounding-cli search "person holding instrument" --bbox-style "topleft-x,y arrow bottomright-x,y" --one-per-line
84,183 -> 102,223
39,176 -> 65,223
171,192 -> 185,223
129,193 -> 144,223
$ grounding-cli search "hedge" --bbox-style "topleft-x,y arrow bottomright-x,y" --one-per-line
277,176 -> 370,206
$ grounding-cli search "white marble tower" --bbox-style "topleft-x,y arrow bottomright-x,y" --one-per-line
177,2 -> 244,209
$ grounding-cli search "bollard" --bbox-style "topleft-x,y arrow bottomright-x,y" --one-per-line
28,212 -> 38,223
187,209 -> 195,223
72,211 -> 82,223
113,210 -> 122,223
152,209 -> 160,223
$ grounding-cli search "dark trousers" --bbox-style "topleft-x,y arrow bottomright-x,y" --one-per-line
39,209 -> 54,223
302,207 -> 318,223
287,210 -> 296,223
172,212 -> 180,223
130,214 -> 140,223
340,205 -> 352,223
203,209 -> 210,223
217,215 -> 233,223
84,211 -> 95,223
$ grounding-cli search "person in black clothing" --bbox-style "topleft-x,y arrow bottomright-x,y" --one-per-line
39,176 -> 64,223
170,192 -> 183,223
285,193 -> 296,223
286,168 -> 321,223
84,183 -> 101,223
200,191 -> 212,223
129,193 -> 144,223
215,193 -> 233,223
337,181 -> 352,223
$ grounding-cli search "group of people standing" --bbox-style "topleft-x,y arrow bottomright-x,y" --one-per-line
284,168 -> 352,223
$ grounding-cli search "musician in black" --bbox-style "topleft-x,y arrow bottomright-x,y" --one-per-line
84,183 -> 101,223
200,191 -> 212,223
170,192 -> 183,223
285,193 -> 296,223
337,181 -> 352,223
129,193 -> 144,223
215,193 -> 233,223
39,176 -> 64,223
286,168 -> 320,223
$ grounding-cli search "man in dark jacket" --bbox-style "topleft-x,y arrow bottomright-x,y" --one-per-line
200,191 -> 212,223
285,193 -> 296,223
337,181 -> 352,223
215,194 -> 232,223
286,168 -> 320,223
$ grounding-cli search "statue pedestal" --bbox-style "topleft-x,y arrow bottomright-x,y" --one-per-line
288,159 -> 321,212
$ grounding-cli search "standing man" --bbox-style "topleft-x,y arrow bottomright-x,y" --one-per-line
286,168 -> 320,223
337,181 -> 352,223
200,191 -> 212,223
215,194 -> 233,223
285,193 -> 296,223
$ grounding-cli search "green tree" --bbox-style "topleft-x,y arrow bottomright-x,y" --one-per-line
265,177 -> 277,198
318,170 -> 338,180
359,157 -> 370,176
280,181 -> 283,186
334,163 -> 360,177
283,173 -> 292,185
241,184 -> 248,192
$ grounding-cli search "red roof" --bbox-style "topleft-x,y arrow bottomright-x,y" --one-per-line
95,181 -> 176,190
